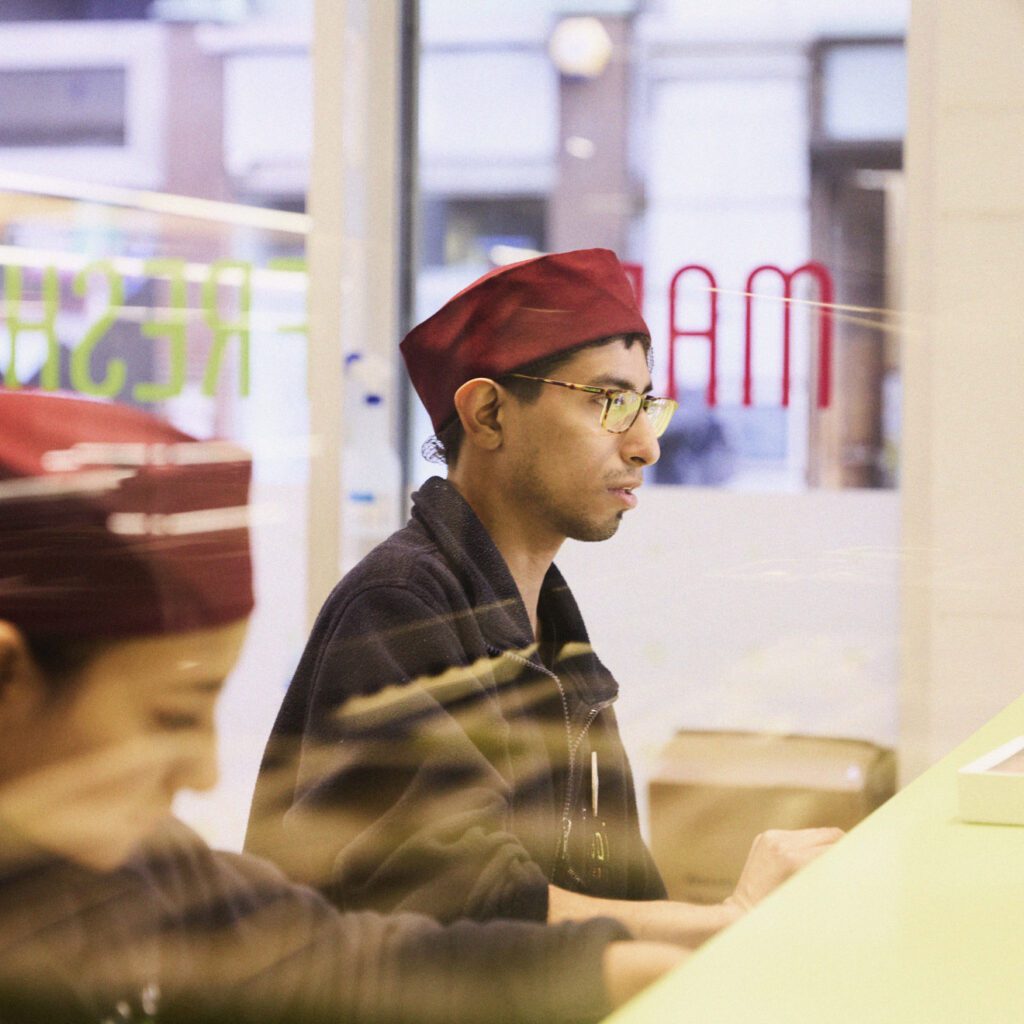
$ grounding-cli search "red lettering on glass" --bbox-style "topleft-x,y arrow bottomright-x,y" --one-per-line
743,261 -> 833,409
667,264 -> 719,405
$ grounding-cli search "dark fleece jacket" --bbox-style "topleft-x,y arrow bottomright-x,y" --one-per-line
246,476 -> 665,924
0,819 -> 628,1024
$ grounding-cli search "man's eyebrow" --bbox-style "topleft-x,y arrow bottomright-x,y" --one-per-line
590,375 -> 654,394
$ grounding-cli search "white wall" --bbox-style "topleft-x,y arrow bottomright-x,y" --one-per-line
900,0 -> 1024,780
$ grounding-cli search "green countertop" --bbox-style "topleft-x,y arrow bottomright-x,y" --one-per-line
606,695 -> 1024,1022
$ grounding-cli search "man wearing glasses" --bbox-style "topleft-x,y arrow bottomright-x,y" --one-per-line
247,249 -> 839,947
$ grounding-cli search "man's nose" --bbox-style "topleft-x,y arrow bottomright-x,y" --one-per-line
622,408 -> 661,466
172,732 -> 219,794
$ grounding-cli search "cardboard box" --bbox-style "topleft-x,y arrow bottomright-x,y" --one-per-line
649,731 -> 897,904
958,736 -> 1024,826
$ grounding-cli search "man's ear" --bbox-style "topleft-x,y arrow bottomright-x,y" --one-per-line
453,378 -> 506,453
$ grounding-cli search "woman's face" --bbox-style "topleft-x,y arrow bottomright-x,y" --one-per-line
0,619 -> 247,870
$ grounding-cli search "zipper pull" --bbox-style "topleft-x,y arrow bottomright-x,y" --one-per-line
560,816 -> 573,859
591,750 -> 599,817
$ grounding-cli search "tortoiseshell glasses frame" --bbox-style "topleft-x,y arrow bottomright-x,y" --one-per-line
507,373 -> 678,437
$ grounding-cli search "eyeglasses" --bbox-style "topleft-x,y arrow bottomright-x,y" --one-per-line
507,374 -> 679,437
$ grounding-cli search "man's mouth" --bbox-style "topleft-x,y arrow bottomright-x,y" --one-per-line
608,484 -> 640,509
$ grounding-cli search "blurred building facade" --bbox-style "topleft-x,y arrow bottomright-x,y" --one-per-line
412,0 -> 906,494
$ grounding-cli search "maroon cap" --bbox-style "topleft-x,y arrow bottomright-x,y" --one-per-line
401,248 -> 649,430
0,390 -> 254,640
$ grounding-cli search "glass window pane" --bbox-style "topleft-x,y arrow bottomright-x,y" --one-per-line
822,42 -> 907,142
406,2 -> 907,888
0,7 -> 312,852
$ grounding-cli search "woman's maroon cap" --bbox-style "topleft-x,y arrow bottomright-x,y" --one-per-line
0,390 -> 254,640
401,248 -> 650,431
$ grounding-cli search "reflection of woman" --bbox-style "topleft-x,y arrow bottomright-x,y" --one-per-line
0,392 -> 681,1023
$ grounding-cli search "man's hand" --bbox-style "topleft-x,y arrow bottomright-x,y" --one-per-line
602,941 -> 689,1009
725,827 -> 844,913
550,826 -> 842,950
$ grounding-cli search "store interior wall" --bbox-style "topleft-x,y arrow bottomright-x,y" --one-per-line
900,0 -> 1024,782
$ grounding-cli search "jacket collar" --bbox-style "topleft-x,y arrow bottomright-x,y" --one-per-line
410,477 -> 618,706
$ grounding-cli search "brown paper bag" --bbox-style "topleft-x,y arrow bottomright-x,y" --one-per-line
649,731 -> 896,903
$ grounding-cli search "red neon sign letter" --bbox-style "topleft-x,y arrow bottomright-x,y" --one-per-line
667,264 -> 719,405
743,262 -> 833,409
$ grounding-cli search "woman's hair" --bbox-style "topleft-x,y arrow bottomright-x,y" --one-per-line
421,332 -> 652,467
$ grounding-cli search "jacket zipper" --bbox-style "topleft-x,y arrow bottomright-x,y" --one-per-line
495,648 -> 616,868
558,700 -> 614,868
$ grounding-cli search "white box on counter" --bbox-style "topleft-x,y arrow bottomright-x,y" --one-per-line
958,735 -> 1024,826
